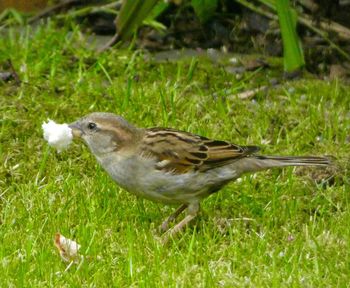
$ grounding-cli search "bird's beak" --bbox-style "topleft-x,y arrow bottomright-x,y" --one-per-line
68,121 -> 83,138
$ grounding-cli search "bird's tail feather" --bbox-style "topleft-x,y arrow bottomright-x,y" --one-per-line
239,155 -> 332,173
254,155 -> 332,167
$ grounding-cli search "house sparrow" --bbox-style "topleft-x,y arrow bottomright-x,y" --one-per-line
69,112 -> 332,241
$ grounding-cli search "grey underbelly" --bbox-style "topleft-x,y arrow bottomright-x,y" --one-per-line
99,155 -> 238,204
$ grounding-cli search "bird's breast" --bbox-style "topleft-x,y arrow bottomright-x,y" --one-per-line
96,154 -> 238,204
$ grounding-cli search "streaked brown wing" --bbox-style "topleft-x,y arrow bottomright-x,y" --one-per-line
139,128 -> 260,174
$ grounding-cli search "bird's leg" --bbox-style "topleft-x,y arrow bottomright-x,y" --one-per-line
160,204 -> 188,232
161,202 -> 199,244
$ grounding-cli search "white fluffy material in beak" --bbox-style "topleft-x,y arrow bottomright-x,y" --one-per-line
42,119 -> 73,152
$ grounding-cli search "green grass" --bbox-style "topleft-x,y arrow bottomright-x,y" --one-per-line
1,22 -> 350,287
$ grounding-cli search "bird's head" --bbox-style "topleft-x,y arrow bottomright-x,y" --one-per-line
69,112 -> 140,157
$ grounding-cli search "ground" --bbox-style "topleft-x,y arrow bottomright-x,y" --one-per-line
0,22 -> 349,287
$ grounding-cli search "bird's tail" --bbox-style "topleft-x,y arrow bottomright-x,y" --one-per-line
239,155 -> 332,173
255,155 -> 331,166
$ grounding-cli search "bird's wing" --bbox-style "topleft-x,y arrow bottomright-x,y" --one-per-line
139,128 -> 259,174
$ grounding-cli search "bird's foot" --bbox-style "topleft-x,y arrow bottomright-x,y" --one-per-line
161,214 -> 196,245
159,204 -> 187,233
160,202 -> 199,245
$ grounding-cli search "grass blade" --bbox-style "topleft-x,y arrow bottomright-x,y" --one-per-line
276,0 -> 305,72
117,0 -> 160,41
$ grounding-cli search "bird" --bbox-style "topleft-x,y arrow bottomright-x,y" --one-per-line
68,112 -> 332,241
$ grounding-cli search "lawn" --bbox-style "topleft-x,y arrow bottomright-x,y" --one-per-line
0,22 -> 349,287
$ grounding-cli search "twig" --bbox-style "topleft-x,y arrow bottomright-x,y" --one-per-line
30,1 -> 121,23
228,85 -> 268,100
297,0 -> 318,12
28,0 -> 80,24
299,14 -> 350,41
298,17 -> 350,61
55,2 -> 120,19
234,0 -> 278,21
97,33 -> 121,53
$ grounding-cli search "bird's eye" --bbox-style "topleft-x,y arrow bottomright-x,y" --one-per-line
87,122 -> 97,130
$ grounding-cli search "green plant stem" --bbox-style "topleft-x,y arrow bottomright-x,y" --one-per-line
276,0 -> 305,72
234,0 -> 350,61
